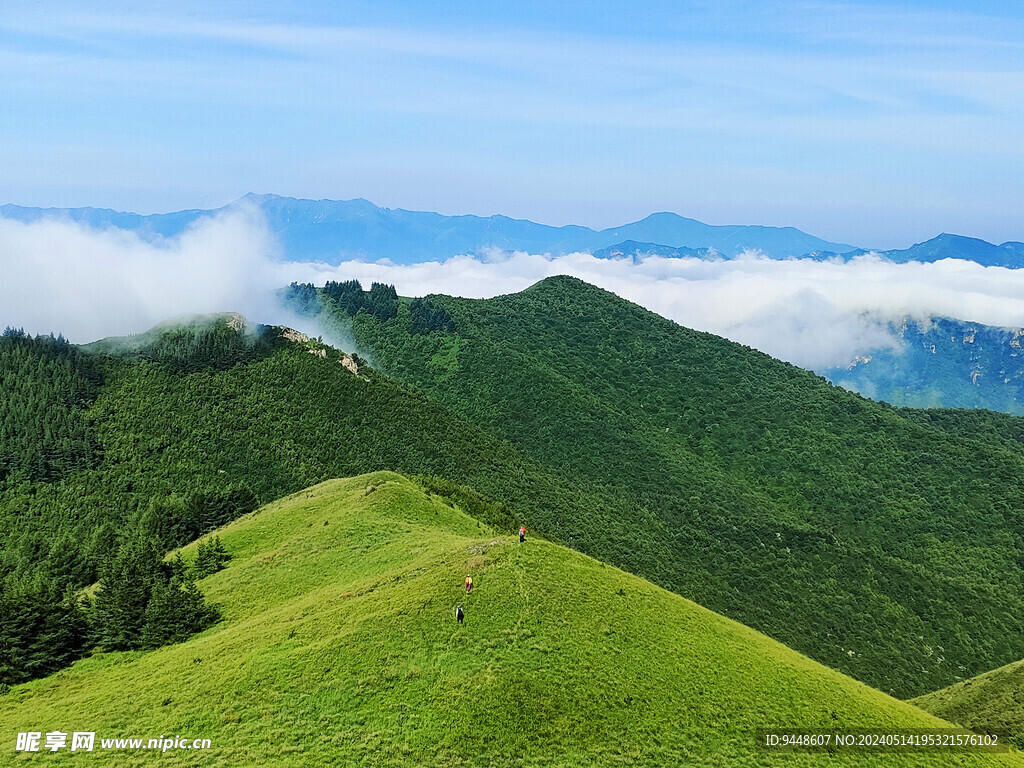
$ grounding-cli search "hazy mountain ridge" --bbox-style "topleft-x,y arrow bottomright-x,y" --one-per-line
0,194 -> 856,262
6,194 -> 1022,267
591,240 -> 716,260
0,202 -> 209,242
808,233 -> 1024,268
885,234 -> 1024,267
621,233 -> 1024,268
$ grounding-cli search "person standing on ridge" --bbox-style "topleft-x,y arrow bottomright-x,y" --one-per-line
519,525 -> 526,543
465,574 -> 473,594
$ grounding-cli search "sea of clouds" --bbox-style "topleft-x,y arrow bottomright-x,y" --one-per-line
3,208 -> 1024,371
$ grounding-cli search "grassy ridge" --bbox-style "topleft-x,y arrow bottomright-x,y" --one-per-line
914,659 -> 1024,749
342,276 -> 1024,697
3,473 -> 1017,767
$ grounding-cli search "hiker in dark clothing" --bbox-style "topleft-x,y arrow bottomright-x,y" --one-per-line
456,605 -> 464,624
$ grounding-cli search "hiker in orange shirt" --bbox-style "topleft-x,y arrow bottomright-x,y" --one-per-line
465,574 -> 473,594
519,525 -> 526,543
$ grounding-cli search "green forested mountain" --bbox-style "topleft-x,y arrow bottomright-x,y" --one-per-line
5,474 -> 1018,767
0,328 -> 101,483
312,276 -> 1024,699
6,279 -> 1024,703
899,407 -> 1024,455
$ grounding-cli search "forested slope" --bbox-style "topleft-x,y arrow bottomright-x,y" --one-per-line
8,277 -> 1024,701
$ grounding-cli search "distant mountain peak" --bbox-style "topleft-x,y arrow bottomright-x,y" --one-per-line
239,191 -> 279,201
635,211 -> 701,224
931,233 -> 989,245
884,233 -> 1024,267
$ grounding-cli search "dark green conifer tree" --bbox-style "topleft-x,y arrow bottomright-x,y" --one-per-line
90,538 -> 164,651
139,567 -> 218,649
0,582 -> 89,686
367,282 -> 399,321
193,536 -> 231,579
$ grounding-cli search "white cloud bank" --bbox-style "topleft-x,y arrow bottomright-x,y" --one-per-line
4,213 -> 1024,370
0,207 -> 281,342
295,249 -> 1024,369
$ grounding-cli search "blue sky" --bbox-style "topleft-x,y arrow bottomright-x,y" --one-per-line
2,1 -> 1022,248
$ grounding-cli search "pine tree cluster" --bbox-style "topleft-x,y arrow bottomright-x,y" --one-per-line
0,329 -> 101,482
281,282 -> 322,317
0,582 -> 89,686
135,321 -> 281,374
90,539 -> 220,653
409,298 -> 456,335
193,536 -> 231,579
322,280 -> 399,322
0,537 -> 223,686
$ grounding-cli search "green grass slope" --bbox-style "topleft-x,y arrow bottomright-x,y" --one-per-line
914,659 -> 1024,749
3,473 -> 1016,767
336,276 -> 1024,698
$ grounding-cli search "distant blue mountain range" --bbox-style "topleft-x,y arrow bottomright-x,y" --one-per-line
2,193 -> 1021,267
0,193 -> 855,263
591,240 -> 716,261
807,233 -> 1024,269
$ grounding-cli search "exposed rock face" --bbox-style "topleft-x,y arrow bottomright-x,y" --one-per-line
822,316 -> 1024,414
340,355 -> 359,375
280,327 -> 311,344
225,313 -> 246,332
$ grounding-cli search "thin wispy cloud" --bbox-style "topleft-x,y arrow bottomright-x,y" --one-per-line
1,2 -> 1022,245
